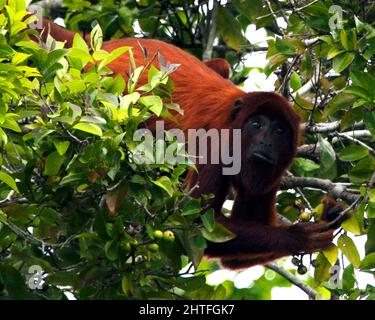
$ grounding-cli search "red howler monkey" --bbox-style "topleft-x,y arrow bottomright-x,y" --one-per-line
33,18 -> 343,269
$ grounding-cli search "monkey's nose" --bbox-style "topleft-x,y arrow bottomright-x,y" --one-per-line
259,141 -> 272,148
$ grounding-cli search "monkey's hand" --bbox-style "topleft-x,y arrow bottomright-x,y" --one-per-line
320,196 -> 350,230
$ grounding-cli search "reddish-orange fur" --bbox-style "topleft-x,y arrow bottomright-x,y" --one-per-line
203,58 -> 231,79
102,38 -> 246,132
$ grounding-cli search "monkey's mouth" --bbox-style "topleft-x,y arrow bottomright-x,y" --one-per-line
252,152 -> 275,165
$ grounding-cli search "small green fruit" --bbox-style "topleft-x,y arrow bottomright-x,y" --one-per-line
148,243 -> 159,252
121,242 -> 131,253
299,211 -> 311,222
297,265 -> 308,275
291,257 -> 300,266
163,230 -> 175,242
153,230 -> 164,240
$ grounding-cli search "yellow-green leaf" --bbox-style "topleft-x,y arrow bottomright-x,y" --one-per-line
201,223 -> 236,243
337,234 -> 361,268
0,172 -> 19,192
72,123 -> 102,136
53,140 -> 70,156
360,252 -> 375,270
323,244 -> 339,265
139,95 -> 163,116
341,214 -> 361,235
43,151 -> 65,176
333,53 -> 355,73
152,176 -> 173,197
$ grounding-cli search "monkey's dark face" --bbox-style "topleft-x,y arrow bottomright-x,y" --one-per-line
236,113 -> 294,195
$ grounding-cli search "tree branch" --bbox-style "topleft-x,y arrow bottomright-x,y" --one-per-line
297,144 -> 320,160
302,121 -> 341,133
266,263 -> 317,299
281,176 -> 360,203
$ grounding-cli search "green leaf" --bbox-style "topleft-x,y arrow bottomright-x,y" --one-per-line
340,29 -> 349,50
341,108 -> 363,131
0,265 -> 31,299
0,172 -> 19,192
53,140 -> 70,156
0,44 -> 13,58
338,234 -> 361,268
339,145 -> 368,161
121,92 -> 141,109
318,135 -> 336,173
292,157 -> 319,174
176,275 -> 206,291
121,275 -> 133,295
1,117 -> 21,133
342,214 -> 361,235
139,95 -> 163,116
327,47 -> 345,60
91,24 -> 103,51
217,7 -> 248,51
364,111 -> 375,138
314,253 -> 331,286
275,39 -> 296,56
99,46 -> 130,70
343,264 -> 356,291
43,151 -> 65,176
350,71 -> 375,97
72,123 -> 102,136
322,244 -> 339,265
201,222 -> 236,243
13,52 -> 31,65
323,92 -> 357,118
349,157 -> 375,184
67,48 -> 93,67
180,199 -> 201,216
0,127 -> 7,144
104,240 -> 119,261
360,252 -> 375,270
290,72 -> 302,91
344,86 -> 370,100
201,209 -> 215,232
332,53 -> 355,73
80,116 -> 107,124
73,33 -> 89,52
65,80 -> 86,94
152,176 -> 174,197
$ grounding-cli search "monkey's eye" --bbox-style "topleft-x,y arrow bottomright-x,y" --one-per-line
275,126 -> 285,134
251,120 -> 261,129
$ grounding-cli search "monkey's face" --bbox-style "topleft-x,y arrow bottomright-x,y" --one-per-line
236,113 -> 294,195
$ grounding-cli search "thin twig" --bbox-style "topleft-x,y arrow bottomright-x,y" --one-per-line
1,214 -> 74,249
264,0 -> 285,36
266,263 -> 317,299
202,0 -> 219,60
133,197 -> 156,219
334,132 -> 375,156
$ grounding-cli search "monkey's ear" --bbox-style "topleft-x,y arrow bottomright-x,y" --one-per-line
204,58 -> 231,79
230,99 -> 244,121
